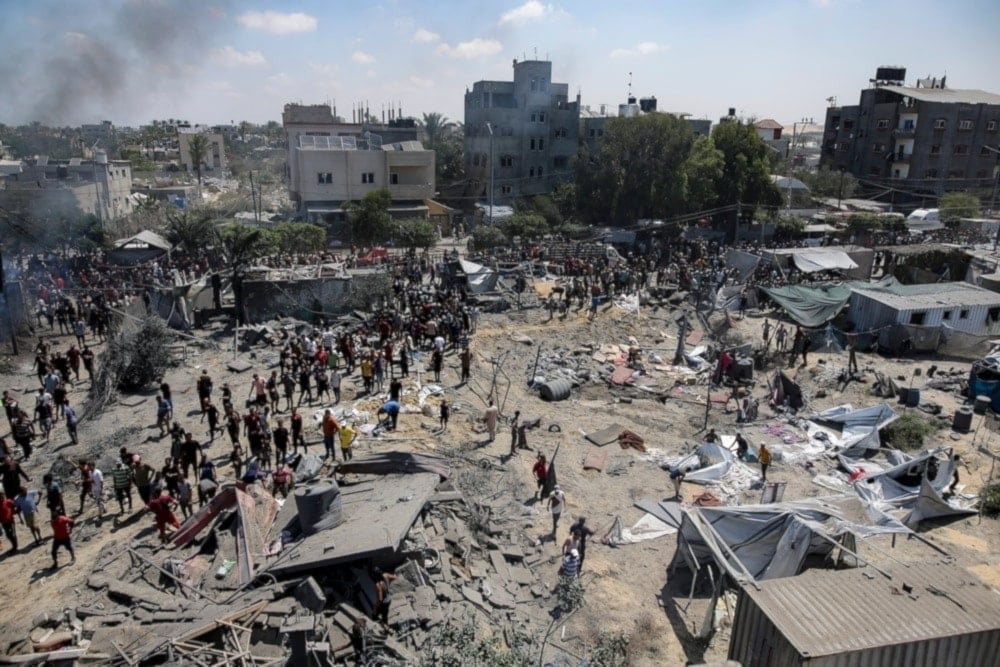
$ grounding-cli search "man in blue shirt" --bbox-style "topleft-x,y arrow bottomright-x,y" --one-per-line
378,400 -> 400,430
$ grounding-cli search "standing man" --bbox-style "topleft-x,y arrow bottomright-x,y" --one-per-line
132,455 -> 158,505
50,510 -> 75,568
322,410 -> 340,459
484,400 -> 499,442
196,370 -> 213,412
63,401 -> 79,445
147,491 -> 180,542
459,346 -> 472,384
568,517 -> 596,571
669,467 -> 686,500
0,490 -> 18,552
547,484 -> 565,538
846,331 -> 859,374
111,460 -> 133,514
13,487 -> 42,545
339,421 -> 357,461
532,454 -> 547,499
330,368 -> 342,404
775,323 -> 787,353
291,408 -> 306,453
759,443 -> 772,483
762,319 -> 772,352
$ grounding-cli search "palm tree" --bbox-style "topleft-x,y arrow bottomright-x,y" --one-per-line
421,112 -> 453,146
187,133 -> 210,187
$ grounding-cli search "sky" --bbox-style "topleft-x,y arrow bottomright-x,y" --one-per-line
2,0 -> 999,129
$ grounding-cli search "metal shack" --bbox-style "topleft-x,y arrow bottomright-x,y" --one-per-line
728,562 -> 1000,667
850,281 -> 1000,331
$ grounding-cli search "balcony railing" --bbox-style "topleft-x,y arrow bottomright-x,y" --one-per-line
894,127 -> 916,137
388,184 -> 433,199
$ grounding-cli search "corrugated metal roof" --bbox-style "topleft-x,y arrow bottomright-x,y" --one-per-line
882,85 -> 1000,106
852,281 -> 1000,310
743,562 -> 1000,658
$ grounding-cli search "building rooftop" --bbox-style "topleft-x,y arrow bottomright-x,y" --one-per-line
881,85 -> 1000,106
755,118 -> 784,129
742,562 -> 1000,659
852,280 -> 1000,310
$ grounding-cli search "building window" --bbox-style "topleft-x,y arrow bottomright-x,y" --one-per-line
500,184 -> 512,195
910,312 -> 926,325
531,78 -> 537,92
873,143 -> 886,154
982,146 -> 995,156
953,145 -> 969,155
988,120 -> 998,132
538,138 -> 545,150
924,169 -> 939,178
960,309 -> 970,319
539,78 -> 547,91
472,154 -> 480,167
554,128 -> 568,138
943,310 -> 952,321
538,112 -> 546,123
929,144 -> 941,155
588,129 -> 597,138
876,119 -> 890,129
843,119 -> 854,130
500,155 -> 514,167
933,118 -> 946,129
317,172 -> 332,184
390,173 -> 399,185
991,308 -> 1000,323
530,137 -> 536,150
529,167 -> 535,177
902,119 -> 915,130
977,169 -> 989,179
538,166 -> 544,178
553,156 -> 567,168
837,142 -> 849,151
362,172 -> 376,184
948,170 -> 965,179
530,113 -> 537,122
958,120 -> 974,131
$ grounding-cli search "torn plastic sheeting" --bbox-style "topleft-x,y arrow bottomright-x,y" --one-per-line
902,476 -> 977,527
418,384 -> 444,407
613,294 -> 640,313
618,513 -> 677,543
661,441 -> 735,484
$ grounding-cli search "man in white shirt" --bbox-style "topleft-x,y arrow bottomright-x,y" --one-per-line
547,484 -> 565,538
90,467 -> 105,518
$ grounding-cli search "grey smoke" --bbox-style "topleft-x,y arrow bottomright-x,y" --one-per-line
0,1 -> 233,126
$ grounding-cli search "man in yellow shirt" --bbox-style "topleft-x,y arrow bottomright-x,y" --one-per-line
758,444 -> 772,482
339,423 -> 357,461
360,358 -> 374,394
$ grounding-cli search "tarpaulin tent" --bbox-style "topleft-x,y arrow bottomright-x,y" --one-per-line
790,249 -> 858,273
674,496 -> 909,584
761,283 -> 853,327
447,258 -> 499,293
770,372 -> 804,410
806,403 -> 898,455
725,250 -> 761,282
661,442 -> 736,484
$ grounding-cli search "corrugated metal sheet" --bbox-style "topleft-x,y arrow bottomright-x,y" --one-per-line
728,562 -> 1000,666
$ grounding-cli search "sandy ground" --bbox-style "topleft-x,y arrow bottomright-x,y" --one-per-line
1,271 -> 999,665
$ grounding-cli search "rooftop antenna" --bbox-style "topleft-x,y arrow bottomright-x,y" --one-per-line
627,72 -> 633,98
533,46 -> 537,59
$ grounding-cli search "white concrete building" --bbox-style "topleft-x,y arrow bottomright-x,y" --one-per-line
178,126 -> 227,174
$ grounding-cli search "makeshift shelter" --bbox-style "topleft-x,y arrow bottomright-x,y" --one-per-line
769,371 -> 804,410
109,230 -> 172,265
661,442 -> 736,484
806,403 -> 898,456
673,496 -> 909,585
768,246 -> 874,281
760,283 -> 853,327
728,562 -> 1000,667
446,258 -> 499,294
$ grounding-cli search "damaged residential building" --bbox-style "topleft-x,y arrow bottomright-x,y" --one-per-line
282,103 -> 435,222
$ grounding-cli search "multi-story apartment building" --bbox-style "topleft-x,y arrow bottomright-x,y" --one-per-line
821,67 -> 1000,195
282,103 -> 435,220
464,59 -> 580,204
0,151 -> 133,222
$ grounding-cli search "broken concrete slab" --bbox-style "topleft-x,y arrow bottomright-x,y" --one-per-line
295,577 -> 327,613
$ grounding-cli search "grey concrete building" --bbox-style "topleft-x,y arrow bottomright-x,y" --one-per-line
464,59 -> 580,204
0,151 -> 133,222
282,103 -> 434,220
821,67 -> 1000,196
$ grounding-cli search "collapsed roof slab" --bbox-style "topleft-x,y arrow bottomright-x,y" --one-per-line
265,472 -> 439,577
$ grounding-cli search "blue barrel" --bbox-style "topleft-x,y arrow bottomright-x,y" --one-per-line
906,388 -> 920,408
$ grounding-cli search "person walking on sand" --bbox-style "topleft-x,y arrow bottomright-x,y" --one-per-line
484,401 -> 499,442
50,510 -> 75,568
439,400 -> 449,430
759,443 -> 772,482
547,484 -> 565,538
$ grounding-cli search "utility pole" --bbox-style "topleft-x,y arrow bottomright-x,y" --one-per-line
0,244 -> 16,355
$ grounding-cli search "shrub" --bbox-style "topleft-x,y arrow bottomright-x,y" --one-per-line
980,482 -> 1000,518
880,412 -> 941,451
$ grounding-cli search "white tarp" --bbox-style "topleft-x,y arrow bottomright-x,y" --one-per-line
806,403 -> 898,456
661,441 -> 736,484
619,513 -> 677,543
791,249 -> 859,273
458,258 -> 499,293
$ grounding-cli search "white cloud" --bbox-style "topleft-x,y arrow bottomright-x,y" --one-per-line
237,10 -> 317,34
408,76 -> 433,88
610,41 -> 670,58
413,28 -> 440,43
211,45 -> 268,67
436,38 -> 503,59
498,1 -> 559,25
352,50 -> 376,64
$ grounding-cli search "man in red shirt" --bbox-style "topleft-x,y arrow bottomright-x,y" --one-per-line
532,454 -> 548,500
50,510 -> 75,568
0,490 -> 18,552
147,492 -> 180,543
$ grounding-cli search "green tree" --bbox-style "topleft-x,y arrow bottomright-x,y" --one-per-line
421,112 -> 453,146
472,225 -> 506,250
220,224 -> 273,324
551,182 -> 578,221
683,136 -> 724,212
797,167 -> 856,199
393,217 -> 438,251
501,213 -> 549,239
939,191 -> 981,227
527,195 -> 563,229
165,210 -> 219,252
709,120 -> 783,230
773,215 -> 807,243
273,222 -> 327,253
346,188 -> 393,247
186,133 -> 210,187
431,133 -> 465,185
575,113 -> 695,225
